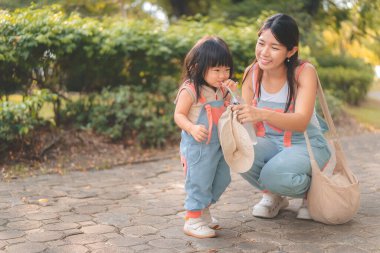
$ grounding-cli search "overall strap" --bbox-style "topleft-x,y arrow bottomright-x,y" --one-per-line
249,64 -> 265,137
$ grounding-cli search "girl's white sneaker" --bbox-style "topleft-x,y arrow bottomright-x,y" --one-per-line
252,193 -> 289,218
183,217 -> 216,238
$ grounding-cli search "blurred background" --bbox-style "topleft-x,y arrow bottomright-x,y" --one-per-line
0,0 -> 379,178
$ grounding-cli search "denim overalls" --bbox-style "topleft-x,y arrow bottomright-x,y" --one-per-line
241,65 -> 331,198
178,84 -> 231,211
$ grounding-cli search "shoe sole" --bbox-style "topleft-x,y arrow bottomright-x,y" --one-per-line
252,198 -> 289,218
209,224 -> 221,230
183,229 -> 216,239
296,208 -> 312,220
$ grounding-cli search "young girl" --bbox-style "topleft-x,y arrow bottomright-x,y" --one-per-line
174,36 -> 237,238
232,14 -> 331,219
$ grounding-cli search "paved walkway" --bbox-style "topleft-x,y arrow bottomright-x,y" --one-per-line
0,133 -> 379,253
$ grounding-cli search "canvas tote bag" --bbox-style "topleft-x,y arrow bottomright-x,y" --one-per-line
304,75 -> 360,225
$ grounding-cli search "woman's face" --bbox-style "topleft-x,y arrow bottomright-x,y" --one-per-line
255,29 -> 290,70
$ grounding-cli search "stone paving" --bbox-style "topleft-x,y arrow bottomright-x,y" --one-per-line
0,133 -> 379,253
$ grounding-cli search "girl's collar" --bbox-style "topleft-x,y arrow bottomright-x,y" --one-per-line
203,83 -> 218,92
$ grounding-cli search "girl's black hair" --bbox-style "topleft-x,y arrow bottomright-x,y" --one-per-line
181,36 -> 234,101
245,13 -> 300,112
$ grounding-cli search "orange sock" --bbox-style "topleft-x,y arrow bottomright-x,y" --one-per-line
185,210 -> 202,219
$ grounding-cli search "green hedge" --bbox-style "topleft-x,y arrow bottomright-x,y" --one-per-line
60,85 -> 177,147
0,6 -> 375,150
0,89 -> 56,152
317,55 -> 374,105
0,6 -> 258,94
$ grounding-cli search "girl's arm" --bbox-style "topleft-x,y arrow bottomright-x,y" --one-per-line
174,90 -> 208,142
234,64 -> 318,132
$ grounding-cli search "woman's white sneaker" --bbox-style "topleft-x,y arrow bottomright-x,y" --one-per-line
183,217 -> 216,238
296,199 -> 312,220
252,193 -> 289,218
202,207 -> 220,229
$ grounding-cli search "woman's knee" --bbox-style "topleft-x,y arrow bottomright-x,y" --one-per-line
260,169 -> 310,197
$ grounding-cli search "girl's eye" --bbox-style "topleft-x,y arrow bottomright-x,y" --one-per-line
272,47 -> 279,50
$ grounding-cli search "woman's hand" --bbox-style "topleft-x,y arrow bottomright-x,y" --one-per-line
189,124 -> 208,142
232,104 -> 263,124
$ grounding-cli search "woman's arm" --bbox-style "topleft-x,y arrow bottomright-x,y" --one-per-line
234,64 -> 318,132
241,66 -> 254,105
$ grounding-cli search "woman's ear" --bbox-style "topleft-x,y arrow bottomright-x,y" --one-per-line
287,46 -> 298,58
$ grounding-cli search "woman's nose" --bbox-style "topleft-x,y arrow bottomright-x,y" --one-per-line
261,45 -> 270,56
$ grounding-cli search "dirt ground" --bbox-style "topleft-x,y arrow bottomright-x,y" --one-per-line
0,111 -> 375,181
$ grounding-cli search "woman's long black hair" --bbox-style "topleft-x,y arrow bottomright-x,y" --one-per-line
181,36 -> 234,101
244,13 -> 300,112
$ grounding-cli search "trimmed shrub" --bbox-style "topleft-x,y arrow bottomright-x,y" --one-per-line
317,55 -> 374,105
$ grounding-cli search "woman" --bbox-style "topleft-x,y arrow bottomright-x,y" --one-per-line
232,13 -> 331,219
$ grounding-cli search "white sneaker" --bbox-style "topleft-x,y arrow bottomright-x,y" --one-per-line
296,199 -> 312,220
252,193 -> 289,218
202,207 -> 220,229
183,217 -> 216,238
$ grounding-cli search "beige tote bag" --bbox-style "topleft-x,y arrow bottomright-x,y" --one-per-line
304,75 -> 360,225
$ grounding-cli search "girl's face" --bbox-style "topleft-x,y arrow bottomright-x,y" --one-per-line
255,29 -> 295,70
204,66 -> 231,88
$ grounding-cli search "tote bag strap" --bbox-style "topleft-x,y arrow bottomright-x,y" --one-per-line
305,73 -> 357,182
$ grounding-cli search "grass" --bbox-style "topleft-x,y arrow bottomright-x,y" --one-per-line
6,92 -> 83,122
343,79 -> 380,130
371,79 -> 380,92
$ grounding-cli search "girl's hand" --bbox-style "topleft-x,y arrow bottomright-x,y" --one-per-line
189,124 -> 209,142
232,104 -> 261,124
222,79 -> 238,92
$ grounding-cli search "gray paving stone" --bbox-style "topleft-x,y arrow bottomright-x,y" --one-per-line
99,192 -> 129,200
120,225 -> 158,237
26,231 -> 64,242
0,230 -> 24,240
26,213 -> 59,221
81,224 -> 116,234
143,207 -> 178,216
60,214 -> 93,223
108,206 -> 140,215
107,235 -> 160,247
63,229 -> 83,237
325,244 -> 369,253
64,233 -> 107,244
5,237 -> 26,245
0,133 -> 377,252
0,241 -> 6,250
67,191 -> 98,199
79,221 -> 96,226
45,245 -> 89,253
6,220 -> 42,230
74,205 -> 107,214
44,222 -> 80,231
5,242 -> 47,253
235,241 -> 279,253
93,213 -> 133,227
92,247 -> 131,253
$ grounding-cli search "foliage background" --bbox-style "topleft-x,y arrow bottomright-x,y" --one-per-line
0,0 -> 378,154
